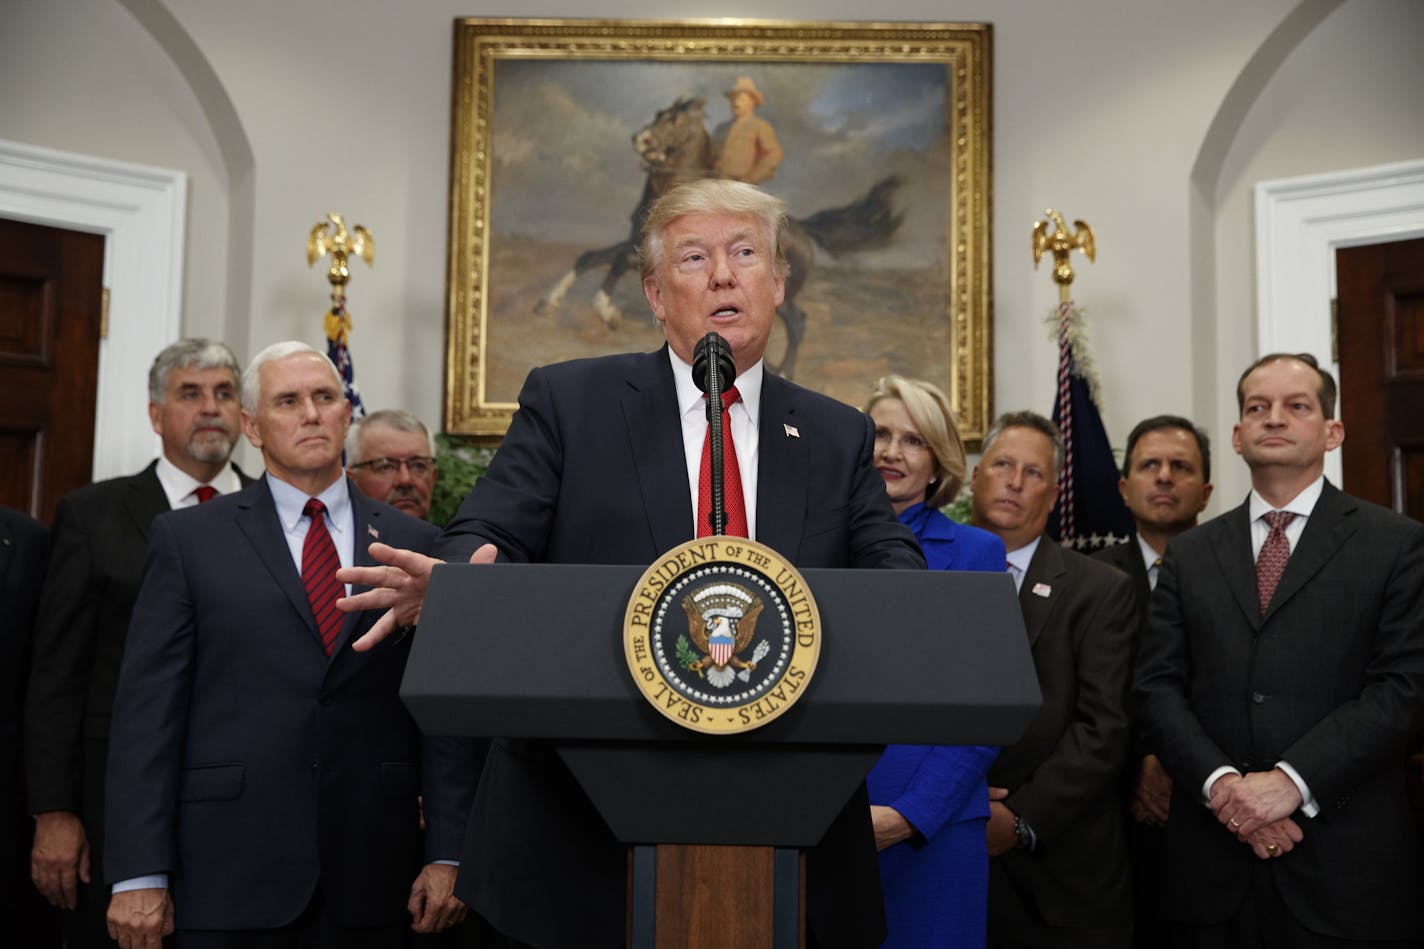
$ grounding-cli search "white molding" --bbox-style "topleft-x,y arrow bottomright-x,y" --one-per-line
0,138 -> 187,481
1254,158 -> 1424,487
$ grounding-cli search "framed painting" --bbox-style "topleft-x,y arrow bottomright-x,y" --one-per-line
444,18 -> 993,440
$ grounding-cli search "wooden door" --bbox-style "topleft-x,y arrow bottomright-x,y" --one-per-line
0,217 -> 104,522
1336,236 -> 1424,522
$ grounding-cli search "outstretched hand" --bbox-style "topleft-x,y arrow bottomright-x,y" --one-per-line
337,542 -> 498,652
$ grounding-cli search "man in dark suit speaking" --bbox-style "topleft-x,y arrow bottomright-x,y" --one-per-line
339,178 -> 924,948
1136,353 -> 1424,947
26,338 -> 249,947
104,342 -> 469,947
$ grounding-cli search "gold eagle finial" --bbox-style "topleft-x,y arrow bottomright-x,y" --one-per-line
1031,209 -> 1095,297
306,212 -> 374,289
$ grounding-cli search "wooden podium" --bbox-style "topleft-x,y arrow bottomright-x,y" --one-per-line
402,563 -> 1039,948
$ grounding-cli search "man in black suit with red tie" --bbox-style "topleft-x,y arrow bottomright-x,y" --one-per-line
1092,415 -> 1212,948
104,343 -> 469,948
1136,353 -> 1424,948
25,339 -> 249,946
339,178 -> 924,949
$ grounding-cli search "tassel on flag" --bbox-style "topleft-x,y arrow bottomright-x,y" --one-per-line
325,295 -> 365,419
1046,300 -> 1133,551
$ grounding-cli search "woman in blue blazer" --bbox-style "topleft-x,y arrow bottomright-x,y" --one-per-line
864,375 -> 1005,948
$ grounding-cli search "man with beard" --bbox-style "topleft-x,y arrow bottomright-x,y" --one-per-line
1093,415 -> 1213,948
346,410 -> 439,523
25,339 -> 250,946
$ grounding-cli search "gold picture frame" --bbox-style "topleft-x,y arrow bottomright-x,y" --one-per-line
444,18 -> 992,440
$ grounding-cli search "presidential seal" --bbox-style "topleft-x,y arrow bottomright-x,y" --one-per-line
624,537 -> 821,735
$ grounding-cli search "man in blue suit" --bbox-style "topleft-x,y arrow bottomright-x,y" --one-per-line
104,342 -> 469,948
341,179 -> 924,949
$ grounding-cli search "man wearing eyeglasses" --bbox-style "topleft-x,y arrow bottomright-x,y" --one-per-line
347,410 -> 439,522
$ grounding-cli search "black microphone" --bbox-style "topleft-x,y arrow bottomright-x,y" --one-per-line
691,332 -> 736,399
692,333 -> 737,535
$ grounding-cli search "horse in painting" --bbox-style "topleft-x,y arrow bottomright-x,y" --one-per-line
536,95 -> 903,380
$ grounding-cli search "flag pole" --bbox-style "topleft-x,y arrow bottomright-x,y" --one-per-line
1031,210 -> 1131,551
306,212 -> 372,419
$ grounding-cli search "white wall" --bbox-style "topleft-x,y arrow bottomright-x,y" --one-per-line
3,0 -> 1422,514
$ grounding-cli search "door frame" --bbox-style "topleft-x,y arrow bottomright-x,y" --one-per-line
1255,158 -> 1424,488
0,138 -> 186,482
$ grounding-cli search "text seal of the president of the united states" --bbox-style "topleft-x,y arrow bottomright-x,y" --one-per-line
624,537 -> 821,735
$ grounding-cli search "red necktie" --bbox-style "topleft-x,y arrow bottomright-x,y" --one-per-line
301,499 -> 344,654
697,386 -> 747,538
1256,510 -> 1295,614
193,485 -> 218,503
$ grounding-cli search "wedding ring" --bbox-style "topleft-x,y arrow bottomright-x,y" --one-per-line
1266,843 -> 1279,855
1229,818 -> 1241,829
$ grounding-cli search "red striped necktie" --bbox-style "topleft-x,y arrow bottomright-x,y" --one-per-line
697,386 -> 748,538
301,498 -> 344,654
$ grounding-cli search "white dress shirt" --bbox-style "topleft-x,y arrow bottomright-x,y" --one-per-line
154,455 -> 242,509
1004,535 -> 1042,594
669,348 -> 762,540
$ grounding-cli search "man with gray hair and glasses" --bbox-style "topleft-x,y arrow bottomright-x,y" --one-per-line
25,339 -> 250,946
347,409 -> 439,523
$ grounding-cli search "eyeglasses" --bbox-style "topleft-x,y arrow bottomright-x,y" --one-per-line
873,428 -> 930,456
348,456 -> 436,477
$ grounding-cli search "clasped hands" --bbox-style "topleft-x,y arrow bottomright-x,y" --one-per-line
1209,769 -> 1304,860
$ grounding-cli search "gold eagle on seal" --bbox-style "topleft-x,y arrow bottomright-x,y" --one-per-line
680,583 -> 767,688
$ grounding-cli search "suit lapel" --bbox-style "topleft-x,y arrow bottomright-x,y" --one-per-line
622,349 -> 695,554
1213,500 -> 1261,628
121,463 -> 172,542
329,484 -> 382,657
1018,537 -> 1068,648
234,477 -> 325,650
1263,481 -> 1355,623
754,374 -> 807,560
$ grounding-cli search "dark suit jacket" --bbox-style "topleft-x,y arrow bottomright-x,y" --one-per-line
1092,537 -> 1150,618
103,476 -> 467,931
1135,483 -> 1424,940
1,507 -> 47,881
987,537 -> 1138,937
437,349 -> 924,949
24,462 -> 250,830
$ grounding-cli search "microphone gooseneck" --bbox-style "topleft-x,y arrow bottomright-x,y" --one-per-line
692,333 -> 737,535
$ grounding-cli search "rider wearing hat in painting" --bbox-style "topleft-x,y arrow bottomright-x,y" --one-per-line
714,76 -> 785,185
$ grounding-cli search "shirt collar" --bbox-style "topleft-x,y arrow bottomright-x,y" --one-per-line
155,454 -> 241,507
1248,474 -> 1324,523
1006,534 -> 1041,574
668,347 -> 763,424
266,472 -> 351,535
1135,532 -> 1162,573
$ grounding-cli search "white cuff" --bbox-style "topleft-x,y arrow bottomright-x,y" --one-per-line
113,874 -> 168,894
1275,760 -> 1319,817
1201,766 -> 1242,806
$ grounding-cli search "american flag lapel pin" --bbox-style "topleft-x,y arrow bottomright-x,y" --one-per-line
368,524 -> 380,540
784,423 -> 800,439
1032,582 -> 1051,598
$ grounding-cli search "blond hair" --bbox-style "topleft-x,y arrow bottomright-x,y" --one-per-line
865,375 -> 966,508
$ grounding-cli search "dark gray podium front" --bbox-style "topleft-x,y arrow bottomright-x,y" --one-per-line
402,563 -> 1039,948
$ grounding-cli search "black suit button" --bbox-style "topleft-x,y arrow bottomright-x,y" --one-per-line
1241,758 -> 1254,770
1252,691 -> 1266,704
